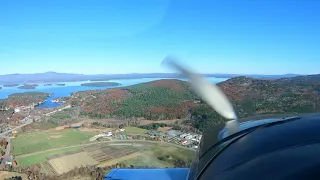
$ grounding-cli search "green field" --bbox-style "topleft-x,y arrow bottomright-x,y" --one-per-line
12,129 -> 97,155
16,147 -> 81,166
119,127 -> 148,135
121,144 -> 194,168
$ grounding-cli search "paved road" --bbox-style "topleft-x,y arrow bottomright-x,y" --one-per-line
15,140 -> 195,158
0,105 -> 73,166
43,105 -> 71,116
0,120 -> 32,138
0,137 -> 12,167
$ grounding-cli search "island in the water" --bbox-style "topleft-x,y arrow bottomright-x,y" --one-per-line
44,83 -> 52,86
3,84 -> 19,87
18,84 -> 39,89
81,82 -> 121,87
56,83 -> 65,86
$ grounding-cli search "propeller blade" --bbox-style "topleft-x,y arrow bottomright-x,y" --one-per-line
162,56 -> 237,120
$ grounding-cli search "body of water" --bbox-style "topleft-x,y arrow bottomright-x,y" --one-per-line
0,77 -> 228,108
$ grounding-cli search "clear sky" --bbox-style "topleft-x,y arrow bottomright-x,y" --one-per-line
1,0 -> 319,75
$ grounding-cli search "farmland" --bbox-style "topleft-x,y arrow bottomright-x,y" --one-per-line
16,147 -> 81,166
118,127 -> 148,135
45,144 -> 140,174
12,129 -> 97,155
13,135 -> 194,176
121,143 -> 194,168
49,151 -> 98,174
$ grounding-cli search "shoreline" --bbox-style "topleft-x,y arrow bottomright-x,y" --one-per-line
0,77 -> 228,108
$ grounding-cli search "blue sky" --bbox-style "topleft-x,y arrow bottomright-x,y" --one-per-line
0,0 -> 319,75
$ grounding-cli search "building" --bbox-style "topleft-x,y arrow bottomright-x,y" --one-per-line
12,131 -> 17,138
104,131 -> 112,136
167,130 -> 182,137
2,156 -> 11,166
180,139 -> 188,145
185,134 -> 194,140
180,133 -> 189,139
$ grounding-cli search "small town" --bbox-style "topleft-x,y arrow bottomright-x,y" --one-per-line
0,100 -> 202,172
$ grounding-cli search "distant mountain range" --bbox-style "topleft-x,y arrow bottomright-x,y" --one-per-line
0,72 -> 303,84
0,72 -> 299,84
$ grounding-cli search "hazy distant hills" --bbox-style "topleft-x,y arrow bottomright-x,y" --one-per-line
0,71 -> 302,84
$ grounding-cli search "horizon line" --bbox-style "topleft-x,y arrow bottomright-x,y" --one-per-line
0,71 -> 309,76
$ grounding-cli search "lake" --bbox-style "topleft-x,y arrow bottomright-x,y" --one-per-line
0,77 -> 228,108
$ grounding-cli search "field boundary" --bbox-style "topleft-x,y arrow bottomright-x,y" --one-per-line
97,152 -> 142,167
46,149 -> 83,160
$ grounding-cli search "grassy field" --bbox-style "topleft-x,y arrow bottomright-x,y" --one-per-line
12,129 -> 97,155
16,147 -> 81,166
119,127 -> 148,135
121,144 -> 195,168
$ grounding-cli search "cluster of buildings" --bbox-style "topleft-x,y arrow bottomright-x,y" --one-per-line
87,127 -> 201,150
145,130 -> 202,149
166,130 -> 202,148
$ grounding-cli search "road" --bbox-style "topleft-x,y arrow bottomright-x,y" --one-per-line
0,105 -> 72,138
43,105 -> 71,116
0,105 -> 73,166
15,140 -> 195,158
0,120 -> 32,138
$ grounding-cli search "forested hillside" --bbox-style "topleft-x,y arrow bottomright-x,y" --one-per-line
65,76 -> 320,132
73,79 -> 198,120
6,92 -> 50,108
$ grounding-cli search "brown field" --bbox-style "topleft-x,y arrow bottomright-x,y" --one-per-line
48,152 -> 99,174
41,162 -> 58,175
82,144 -> 139,162
158,127 -> 172,132
69,176 -> 94,180
0,171 -> 28,179
139,119 -> 180,125
97,152 -> 142,167
46,143 -> 140,174
53,118 -> 178,131
79,127 -> 113,133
